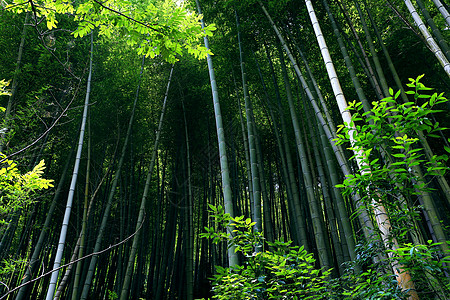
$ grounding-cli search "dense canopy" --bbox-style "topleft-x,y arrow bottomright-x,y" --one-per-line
0,0 -> 449,299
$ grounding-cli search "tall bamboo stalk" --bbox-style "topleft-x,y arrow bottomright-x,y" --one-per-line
303,0 -> 417,296
260,2 -> 375,242
235,11 -> 262,244
15,147 -> 73,300
45,32 -> 93,300
431,0 -> 450,27
416,0 -> 450,61
195,0 -> 238,267
403,0 -> 450,77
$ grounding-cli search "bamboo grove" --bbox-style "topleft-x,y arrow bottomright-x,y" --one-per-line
0,0 -> 449,299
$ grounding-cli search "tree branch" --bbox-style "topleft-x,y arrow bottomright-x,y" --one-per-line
0,64 -> 86,163
91,0 -> 164,35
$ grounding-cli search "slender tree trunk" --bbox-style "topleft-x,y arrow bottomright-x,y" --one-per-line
303,0 -> 418,296
235,11 -> 262,245
70,111 -> 91,300
46,32 -> 94,300
195,0 -> 238,267
0,13 -> 29,153
403,0 -> 450,77
431,0 -> 450,27
415,0 -> 450,61
15,145 -> 73,300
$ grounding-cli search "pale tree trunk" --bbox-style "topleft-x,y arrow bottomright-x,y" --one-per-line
260,2 -> 375,242
195,0 -> 238,267
303,0 -> 418,297
431,0 -> 450,27
15,147 -> 73,300
54,172 -> 104,300
415,0 -> 450,61
45,32 -> 93,300
79,58 -> 152,300
70,110 -> 91,300
404,0 -> 450,78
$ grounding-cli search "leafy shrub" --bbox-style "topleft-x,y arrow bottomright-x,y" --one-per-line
335,75 -> 450,299
201,205 -> 335,299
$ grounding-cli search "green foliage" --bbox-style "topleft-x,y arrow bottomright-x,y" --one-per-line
0,258 -> 26,277
334,75 -> 450,299
335,75 -> 449,241
0,79 -> 11,98
5,0 -> 215,62
389,241 -> 450,298
107,289 -> 118,300
0,156 -> 53,226
201,205 -> 334,299
0,154 -> 53,282
338,241 -> 408,300
337,240 -> 450,299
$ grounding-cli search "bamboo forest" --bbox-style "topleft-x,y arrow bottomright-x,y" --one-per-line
1,0 -> 450,299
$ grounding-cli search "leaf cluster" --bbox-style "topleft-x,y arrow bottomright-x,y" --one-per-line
0,156 -> 53,226
5,0 -> 215,62
388,241 -> 450,298
334,75 -> 450,299
0,79 -> 11,98
335,75 -> 449,240
201,205 -> 334,299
